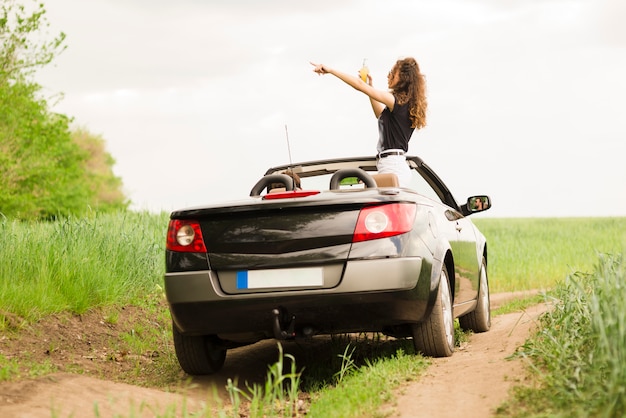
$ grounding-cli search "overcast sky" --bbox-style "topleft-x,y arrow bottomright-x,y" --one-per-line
37,0 -> 626,218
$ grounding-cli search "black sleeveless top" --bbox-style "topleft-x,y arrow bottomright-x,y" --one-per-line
376,96 -> 413,152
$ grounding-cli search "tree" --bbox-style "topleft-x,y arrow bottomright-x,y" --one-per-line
0,80 -> 92,219
0,0 -> 66,82
72,128 -> 128,212
0,1 -> 128,219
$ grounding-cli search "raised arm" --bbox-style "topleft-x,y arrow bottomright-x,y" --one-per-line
365,75 -> 386,118
310,62 -> 394,117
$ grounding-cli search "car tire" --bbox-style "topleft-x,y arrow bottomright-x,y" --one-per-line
459,257 -> 491,333
172,322 -> 226,375
411,267 -> 455,357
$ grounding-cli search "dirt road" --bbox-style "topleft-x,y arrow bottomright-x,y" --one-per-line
0,292 -> 546,417
389,302 -> 546,417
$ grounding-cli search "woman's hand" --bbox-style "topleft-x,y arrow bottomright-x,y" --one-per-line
309,60 -> 392,116
310,62 -> 329,75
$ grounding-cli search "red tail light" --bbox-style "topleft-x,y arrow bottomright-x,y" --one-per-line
353,203 -> 416,243
166,219 -> 207,252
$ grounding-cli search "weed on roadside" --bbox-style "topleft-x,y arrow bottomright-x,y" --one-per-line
498,253 -> 625,417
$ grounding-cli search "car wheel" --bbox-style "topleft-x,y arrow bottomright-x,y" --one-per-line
412,267 -> 454,357
172,322 -> 226,375
459,257 -> 491,333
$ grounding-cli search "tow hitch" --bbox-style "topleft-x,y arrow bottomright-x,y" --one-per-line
271,308 -> 296,339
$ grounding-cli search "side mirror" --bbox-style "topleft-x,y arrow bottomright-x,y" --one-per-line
466,195 -> 491,214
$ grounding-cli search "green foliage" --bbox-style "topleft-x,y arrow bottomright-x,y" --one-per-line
0,80 -> 95,219
0,1 -> 127,219
499,253 -> 626,417
71,128 -> 128,212
0,0 -> 66,82
0,211 -> 168,318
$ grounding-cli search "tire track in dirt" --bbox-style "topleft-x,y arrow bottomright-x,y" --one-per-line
387,293 -> 547,418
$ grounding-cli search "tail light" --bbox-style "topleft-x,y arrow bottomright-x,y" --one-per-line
263,190 -> 321,200
166,219 -> 207,252
353,203 -> 416,243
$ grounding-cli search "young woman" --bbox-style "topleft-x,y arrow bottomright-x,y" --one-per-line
310,57 -> 427,186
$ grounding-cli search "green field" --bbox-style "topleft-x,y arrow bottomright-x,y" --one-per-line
1,213 -> 624,417
474,217 -> 626,292
1,214 -> 623,318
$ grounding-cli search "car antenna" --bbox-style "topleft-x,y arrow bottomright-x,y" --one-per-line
284,124 -> 296,190
284,124 -> 293,167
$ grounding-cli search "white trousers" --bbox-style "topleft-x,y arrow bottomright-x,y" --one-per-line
376,155 -> 411,187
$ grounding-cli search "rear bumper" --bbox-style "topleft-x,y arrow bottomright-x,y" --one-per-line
165,257 -> 430,337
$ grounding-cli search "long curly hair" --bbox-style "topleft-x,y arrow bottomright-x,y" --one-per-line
390,57 -> 427,129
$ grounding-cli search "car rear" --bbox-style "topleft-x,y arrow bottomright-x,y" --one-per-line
165,190 -> 435,344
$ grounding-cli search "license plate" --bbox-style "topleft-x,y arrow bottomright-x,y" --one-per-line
236,267 -> 324,289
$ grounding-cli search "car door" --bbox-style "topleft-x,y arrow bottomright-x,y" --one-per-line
448,209 -> 479,305
409,162 -> 480,310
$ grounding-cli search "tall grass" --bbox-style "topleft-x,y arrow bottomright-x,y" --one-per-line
474,217 -> 626,292
2,215 -> 624,317
499,253 -> 625,417
0,211 -> 169,320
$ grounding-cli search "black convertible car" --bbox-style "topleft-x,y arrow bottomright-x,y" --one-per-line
164,156 -> 491,375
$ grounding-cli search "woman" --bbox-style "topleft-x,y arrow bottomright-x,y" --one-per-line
310,57 -> 427,187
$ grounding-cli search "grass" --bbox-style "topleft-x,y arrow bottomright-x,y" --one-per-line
498,253 -> 626,417
491,294 -> 547,316
1,213 -> 625,416
0,354 -> 20,381
307,346 -> 429,418
474,217 -> 626,292
146,336 -> 430,418
3,215 -> 622,320
0,210 -> 168,322
226,343 -> 303,417
2,214 -> 621,320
